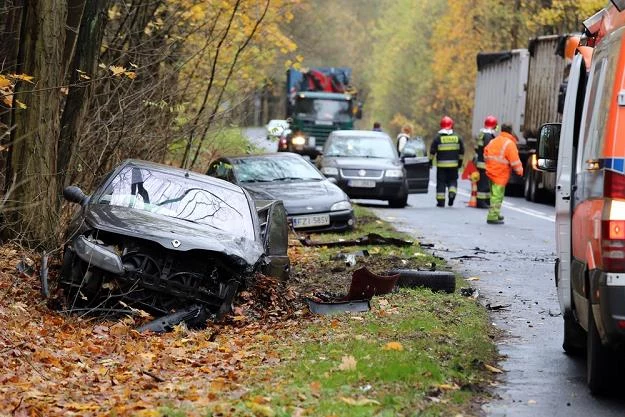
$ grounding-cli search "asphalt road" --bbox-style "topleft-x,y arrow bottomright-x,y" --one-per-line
363,175 -> 625,416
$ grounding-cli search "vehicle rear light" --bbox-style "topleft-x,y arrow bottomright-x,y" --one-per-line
618,320 -> 625,330
604,170 -> 625,199
279,137 -> 288,150
602,221 -> 625,272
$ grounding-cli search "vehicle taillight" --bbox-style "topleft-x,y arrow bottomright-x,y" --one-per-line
279,137 -> 288,150
604,170 -> 625,199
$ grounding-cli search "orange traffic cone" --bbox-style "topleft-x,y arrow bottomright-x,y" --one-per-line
468,181 -> 477,208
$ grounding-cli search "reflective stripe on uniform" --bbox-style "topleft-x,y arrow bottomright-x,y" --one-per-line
438,143 -> 460,151
437,161 -> 459,168
476,161 -> 486,169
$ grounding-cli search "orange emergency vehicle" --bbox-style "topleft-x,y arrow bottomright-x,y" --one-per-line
537,0 -> 625,395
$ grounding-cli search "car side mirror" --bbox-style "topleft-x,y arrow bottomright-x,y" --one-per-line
401,150 -> 417,159
536,123 -> 561,172
327,177 -> 338,184
63,186 -> 88,205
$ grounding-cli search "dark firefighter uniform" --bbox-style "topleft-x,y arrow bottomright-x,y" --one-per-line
475,128 -> 497,208
429,130 -> 465,207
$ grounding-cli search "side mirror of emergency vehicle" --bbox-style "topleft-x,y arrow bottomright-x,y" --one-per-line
536,123 -> 561,172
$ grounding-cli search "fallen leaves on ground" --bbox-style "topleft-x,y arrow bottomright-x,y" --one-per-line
0,244 -> 308,416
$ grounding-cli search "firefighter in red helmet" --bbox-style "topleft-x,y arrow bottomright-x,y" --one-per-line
474,115 -> 498,208
429,116 -> 465,207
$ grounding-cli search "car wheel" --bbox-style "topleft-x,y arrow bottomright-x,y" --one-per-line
389,269 -> 456,294
587,302 -> 614,395
388,195 -> 407,208
563,313 -> 586,356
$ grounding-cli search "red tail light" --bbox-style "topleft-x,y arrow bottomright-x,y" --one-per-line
278,137 -> 288,150
604,170 -> 625,199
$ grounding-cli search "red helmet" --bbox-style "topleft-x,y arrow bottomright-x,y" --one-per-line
440,116 -> 454,130
484,115 -> 498,129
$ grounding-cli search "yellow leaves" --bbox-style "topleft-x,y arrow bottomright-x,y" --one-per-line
337,355 -> 357,371
0,75 -> 10,88
99,63 -> 138,80
246,402 -> 276,417
484,364 -> 504,374
382,341 -> 404,351
11,73 -> 34,83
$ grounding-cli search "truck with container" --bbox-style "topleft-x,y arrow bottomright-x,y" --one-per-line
533,1 -> 625,395
471,35 -> 575,202
278,67 -> 362,157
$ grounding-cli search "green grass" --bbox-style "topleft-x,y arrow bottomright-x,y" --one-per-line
166,127 -> 261,168
238,288 -> 496,416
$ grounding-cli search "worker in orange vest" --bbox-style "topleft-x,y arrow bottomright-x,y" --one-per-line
484,124 -> 523,224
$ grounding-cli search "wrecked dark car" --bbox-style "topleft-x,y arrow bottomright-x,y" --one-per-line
59,159 -> 289,326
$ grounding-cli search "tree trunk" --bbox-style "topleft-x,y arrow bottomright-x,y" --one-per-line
57,0 -> 109,195
6,0 -> 66,246
0,0 -> 24,193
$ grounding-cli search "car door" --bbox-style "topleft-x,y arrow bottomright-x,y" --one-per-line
401,139 -> 430,193
255,200 -> 290,280
555,52 -> 587,317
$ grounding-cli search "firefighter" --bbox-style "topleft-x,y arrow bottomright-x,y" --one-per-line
474,115 -> 498,208
429,116 -> 464,207
484,123 -> 523,224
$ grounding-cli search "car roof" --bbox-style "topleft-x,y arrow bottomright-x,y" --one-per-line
296,91 -> 352,100
330,130 -> 392,139
222,152 -> 306,161
121,159 -> 244,193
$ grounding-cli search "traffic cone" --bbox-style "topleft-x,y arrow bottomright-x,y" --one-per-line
468,181 -> 477,208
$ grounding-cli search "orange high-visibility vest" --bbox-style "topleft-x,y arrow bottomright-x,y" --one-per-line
484,131 -> 524,186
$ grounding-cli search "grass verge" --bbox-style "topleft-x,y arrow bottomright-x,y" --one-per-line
213,205 -> 498,416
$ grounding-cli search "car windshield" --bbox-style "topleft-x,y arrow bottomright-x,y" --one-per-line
294,98 -> 352,122
233,156 -> 324,182
324,134 -> 397,159
95,166 -> 254,238
403,138 -> 426,157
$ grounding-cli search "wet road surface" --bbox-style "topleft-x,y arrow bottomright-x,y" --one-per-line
363,177 -> 625,416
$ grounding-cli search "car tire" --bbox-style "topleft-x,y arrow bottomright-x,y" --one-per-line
389,269 -> 456,294
389,188 -> 408,208
587,302 -> 614,395
562,313 -> 586,356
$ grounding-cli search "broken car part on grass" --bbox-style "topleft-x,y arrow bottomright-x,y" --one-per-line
307,267 -> 400,315
57,159 -> 290,331
298,233 -> 413,248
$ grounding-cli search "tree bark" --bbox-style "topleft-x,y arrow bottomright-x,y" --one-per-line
57,0 -> 109,195
6,0 -> 66,246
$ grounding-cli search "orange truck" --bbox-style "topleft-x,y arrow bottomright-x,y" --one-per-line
536,0 -> 625,395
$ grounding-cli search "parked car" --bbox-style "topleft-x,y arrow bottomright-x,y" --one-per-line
59,159 -> 289,321
317,130 -> 429,208
266,119 -> 290,142
207,152 -> 355,232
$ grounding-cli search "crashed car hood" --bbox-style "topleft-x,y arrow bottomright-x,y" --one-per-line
242,180 -> 348,214
84,205 -> 264,265
323,156 -> 401,170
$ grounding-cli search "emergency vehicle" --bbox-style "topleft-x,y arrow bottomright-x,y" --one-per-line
536,0 -> 625,395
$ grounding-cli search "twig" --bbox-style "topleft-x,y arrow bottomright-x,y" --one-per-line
142,369 -> 165,382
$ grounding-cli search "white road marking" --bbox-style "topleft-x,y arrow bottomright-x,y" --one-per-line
428,180 -> 555,222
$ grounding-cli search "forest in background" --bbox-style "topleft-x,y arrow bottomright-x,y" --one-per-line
0,0 -> 607,246
285,0 -> 605,140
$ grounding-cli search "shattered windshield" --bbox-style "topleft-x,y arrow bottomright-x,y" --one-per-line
324,135 -> 397,159
232,156 -> 324,182
294,98 -> 352,122
96,166 -> 254,238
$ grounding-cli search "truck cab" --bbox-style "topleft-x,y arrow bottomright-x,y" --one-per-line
286,91 -> 356,157
536,3 -> 625,394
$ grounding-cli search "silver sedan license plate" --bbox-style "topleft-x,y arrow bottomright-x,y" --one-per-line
292,214 -> 330,228
348,179 -> 376,188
